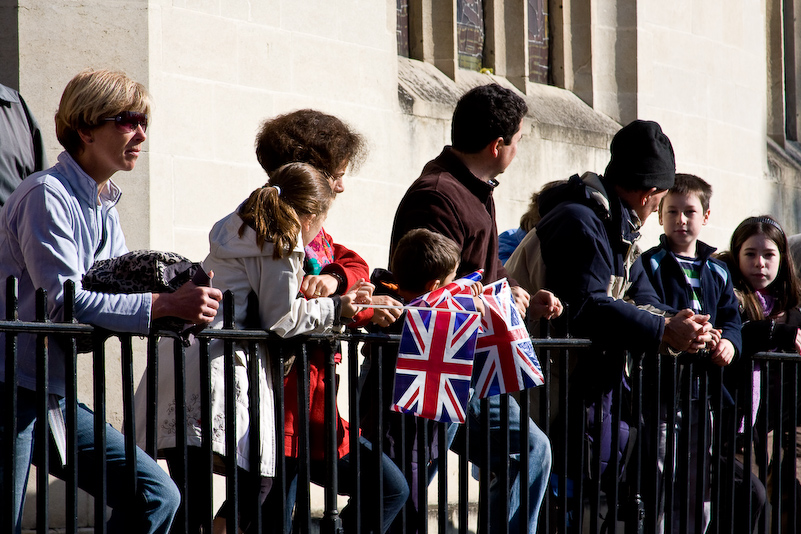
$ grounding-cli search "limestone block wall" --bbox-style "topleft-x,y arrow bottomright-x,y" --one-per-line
636,0 -> 777,248
145,0 -> 403,270
4,0 -> 797,284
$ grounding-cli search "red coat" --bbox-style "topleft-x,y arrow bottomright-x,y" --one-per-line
283,346 -> 349,460
283,228 -> 370,460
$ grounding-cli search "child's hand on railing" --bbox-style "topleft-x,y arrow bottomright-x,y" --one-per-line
369,295 -> 403,327
710,339 -> 735,366
707,328 -> 735,366
340,279 -> 374,318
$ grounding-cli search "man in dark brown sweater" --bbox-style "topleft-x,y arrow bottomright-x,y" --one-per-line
388,83 -> 554,534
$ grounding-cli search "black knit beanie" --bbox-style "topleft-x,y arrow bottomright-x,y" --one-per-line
604,120 -> 675,191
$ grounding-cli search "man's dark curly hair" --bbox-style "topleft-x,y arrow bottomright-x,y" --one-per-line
255,109 -> 366,176
451,84 -> 528,154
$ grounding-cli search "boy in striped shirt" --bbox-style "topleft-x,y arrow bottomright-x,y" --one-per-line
639,173 -> 743,532
641,173 -> 740,365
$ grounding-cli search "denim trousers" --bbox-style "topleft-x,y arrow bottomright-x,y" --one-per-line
453,393 -> 552,534
0,384 -> 180,534
263,435 -> 409,533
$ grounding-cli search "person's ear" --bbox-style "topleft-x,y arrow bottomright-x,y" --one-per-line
424,279 -> 442,292
489,137 -> 504,158
641,187 -> 658,207
702,209 -> 711,225
300,214 -> 316,233
77,128 -> 94,145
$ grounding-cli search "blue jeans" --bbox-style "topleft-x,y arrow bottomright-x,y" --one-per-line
264,436 -> 409,533
0,384 -> 180,534
453,393 -> 552,534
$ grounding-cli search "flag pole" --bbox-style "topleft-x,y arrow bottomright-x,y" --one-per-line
355,304 -> 481,315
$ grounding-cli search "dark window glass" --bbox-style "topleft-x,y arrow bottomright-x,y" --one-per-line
457,0 -> 485,71
398,0 -> 410,57
784,1 -> 799,141
528,0 -> 549,84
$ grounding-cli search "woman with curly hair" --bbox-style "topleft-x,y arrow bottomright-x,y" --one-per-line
255,110 -> 407,533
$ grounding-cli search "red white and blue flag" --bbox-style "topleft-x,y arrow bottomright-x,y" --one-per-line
473,279 -> 544,398
390,271 -> 483,423
408,270 -> 484,309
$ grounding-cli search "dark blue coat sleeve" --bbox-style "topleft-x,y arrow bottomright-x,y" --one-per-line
628,256 -> 670,310
537,203 -> 664,353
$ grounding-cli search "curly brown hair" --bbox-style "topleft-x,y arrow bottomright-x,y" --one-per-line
255,109 -> 366,177
519,180 -> 568,232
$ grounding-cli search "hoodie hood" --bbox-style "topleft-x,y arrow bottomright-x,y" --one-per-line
208,209 -> 303,260
538,172 -> 642,252
538,172 -> 612,221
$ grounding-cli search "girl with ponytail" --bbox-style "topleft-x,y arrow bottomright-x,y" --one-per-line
255,111 -> 410,534
136,162 -> 374,533
238,162 -> 331,260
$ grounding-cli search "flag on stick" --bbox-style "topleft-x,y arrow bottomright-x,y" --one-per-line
391,271 -> 483,422
473,279 -> 544,398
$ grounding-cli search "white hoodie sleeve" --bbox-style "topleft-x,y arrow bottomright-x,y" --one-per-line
236,248 -> 338,337
206,215 -> 338,337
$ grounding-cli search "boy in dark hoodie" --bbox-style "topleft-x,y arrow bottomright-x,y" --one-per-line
640,173 -> 740,367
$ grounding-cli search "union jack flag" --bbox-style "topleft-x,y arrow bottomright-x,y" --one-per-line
473,279 -> 544,398
408,269 -> 484,309
391,272 -> 483,422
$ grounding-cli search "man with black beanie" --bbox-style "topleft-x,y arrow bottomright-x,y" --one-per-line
528,119 -> 713,527
536,119 -> 711,373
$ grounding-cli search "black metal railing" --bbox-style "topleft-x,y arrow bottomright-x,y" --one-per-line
2,278 -> 801,534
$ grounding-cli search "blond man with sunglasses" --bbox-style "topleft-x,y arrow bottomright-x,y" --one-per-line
0,69 -> 222,534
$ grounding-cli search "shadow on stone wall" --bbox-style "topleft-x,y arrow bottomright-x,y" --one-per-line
0,2 -> 20,88
768,139 -> 801,236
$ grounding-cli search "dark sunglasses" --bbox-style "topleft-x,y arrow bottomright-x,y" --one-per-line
102,111 -> 148,133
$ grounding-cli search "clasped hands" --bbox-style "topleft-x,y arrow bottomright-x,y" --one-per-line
663,309 -> 735,366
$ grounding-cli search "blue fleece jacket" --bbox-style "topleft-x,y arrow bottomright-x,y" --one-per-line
0,152 -> 150,396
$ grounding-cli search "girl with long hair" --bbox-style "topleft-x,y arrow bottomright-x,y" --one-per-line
717,215 -> 801,532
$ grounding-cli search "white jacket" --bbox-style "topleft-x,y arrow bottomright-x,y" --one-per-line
134,210 -> 338,476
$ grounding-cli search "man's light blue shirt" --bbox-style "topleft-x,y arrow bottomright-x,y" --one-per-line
0,151 -> 152,396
